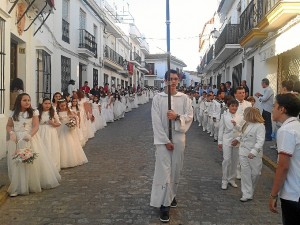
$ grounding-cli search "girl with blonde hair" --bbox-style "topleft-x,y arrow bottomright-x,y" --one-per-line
232,107 -> 265,202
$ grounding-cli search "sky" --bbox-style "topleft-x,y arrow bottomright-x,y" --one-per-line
111,0 -> 220,71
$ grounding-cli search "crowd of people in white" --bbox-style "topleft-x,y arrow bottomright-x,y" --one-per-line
6,85 -> 156,197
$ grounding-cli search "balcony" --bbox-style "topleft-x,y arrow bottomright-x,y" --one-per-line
130,24 -> 142,45
214,24 -> 241,61
203,45 -> 221,72
78,29 -> 97,58
103,45 -> 125,71
239,0 -> 268,48
138,62 -> 150,74
62,19 -> 69,43
140,39 -> 150,55
257,0 -> 300,32
8,0 -> 55,36
130,51 -> 142,66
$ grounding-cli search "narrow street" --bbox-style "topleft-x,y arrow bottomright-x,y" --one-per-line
0,102 -> 282,225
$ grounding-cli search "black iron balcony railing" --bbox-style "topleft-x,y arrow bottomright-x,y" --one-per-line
257,0 -> 280,22
131,51 -> 142,64
215,24 -> 240,57
200,53 -> 207,68
240,0 -> 280,39
206,45 -> 214,64
104,45 -> 124,67
62,19 -> 69,43
239,0 -> 256,39
79,29 -> 97,57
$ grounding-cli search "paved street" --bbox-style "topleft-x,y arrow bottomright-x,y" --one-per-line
0,101 -> 282,225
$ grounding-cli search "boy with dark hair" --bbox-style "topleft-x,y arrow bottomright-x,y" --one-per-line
218,98 -> 242,190
270,94 -> 300,225
150,70 -> 193,222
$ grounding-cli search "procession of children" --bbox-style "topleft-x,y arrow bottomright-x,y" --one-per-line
6,85 -> 155,197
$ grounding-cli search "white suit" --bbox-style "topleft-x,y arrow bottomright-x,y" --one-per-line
218,111 -> 243,184
212,99 -> 224,140
198,96 -> 206,127
236,122 -> 265,199
150,92 -> 193,207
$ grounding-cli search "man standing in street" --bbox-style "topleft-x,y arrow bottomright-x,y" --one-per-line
80,81 -> 91,94
225,81 -> 234,97
269,93 -> 300,225
150,69 -> 193,223
255,78 -> 274,141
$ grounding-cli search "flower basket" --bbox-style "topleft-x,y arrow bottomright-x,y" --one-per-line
12,139 -> 38,164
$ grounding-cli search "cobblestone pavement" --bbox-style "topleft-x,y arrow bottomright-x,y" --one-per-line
0,102 -> 282,225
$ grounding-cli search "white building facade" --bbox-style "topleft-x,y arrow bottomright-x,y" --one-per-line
144,54 -> 187,89
199,0 -> 300,98
0,0 -> 149,159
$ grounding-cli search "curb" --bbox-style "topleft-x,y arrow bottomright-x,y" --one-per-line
0,185 -> 8,206
262,155 -> 277,172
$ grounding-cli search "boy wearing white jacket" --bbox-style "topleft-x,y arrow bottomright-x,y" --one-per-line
218,99 -> 243,190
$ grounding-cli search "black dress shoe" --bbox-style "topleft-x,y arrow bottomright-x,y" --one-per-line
160,206 -> 170,223
171,198 -> 177,208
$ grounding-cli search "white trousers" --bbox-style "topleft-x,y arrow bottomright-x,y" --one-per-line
150,135 -> 185,208
208,117 -> 213,134
199,109 -> 204,126
213,119 -> 219,140
193,107 -> 200,122
239,155 -> 262,199
222,145 -> 239,183
203,113 -> 209,131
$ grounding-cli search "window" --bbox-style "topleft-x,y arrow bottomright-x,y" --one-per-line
232,63 -> 243,90
62,0 -> 69,43
93,24 -> 98,58
36,50 -> 52,105
0,17 -> 5,114
79,9 -> 86,29
61,56 -> 71,92
93,68 -> 98,87
104,74 -> 108,85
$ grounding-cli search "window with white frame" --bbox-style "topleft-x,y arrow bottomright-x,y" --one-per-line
61,56 -> 71,92
79,9 -> 86,30
36,50 -> 52,105
62,0 -> 70,43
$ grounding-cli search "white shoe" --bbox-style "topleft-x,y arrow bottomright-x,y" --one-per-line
229,181 -> 238,188
210,134 -> 213,137
207,131 -> 210,134
198,123 -> 201,127
221,182 -> 228,190
9,193 -> 18,197
240,197 -> 252,202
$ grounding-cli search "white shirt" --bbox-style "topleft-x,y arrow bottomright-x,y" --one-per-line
236,100 -> 252,119
277,117 -> 300,202
259,86 -> 274,113
212,99 -> 224,119
68,84 -> 77,94
218,111 -> 243,146
151,92 -> 193,144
